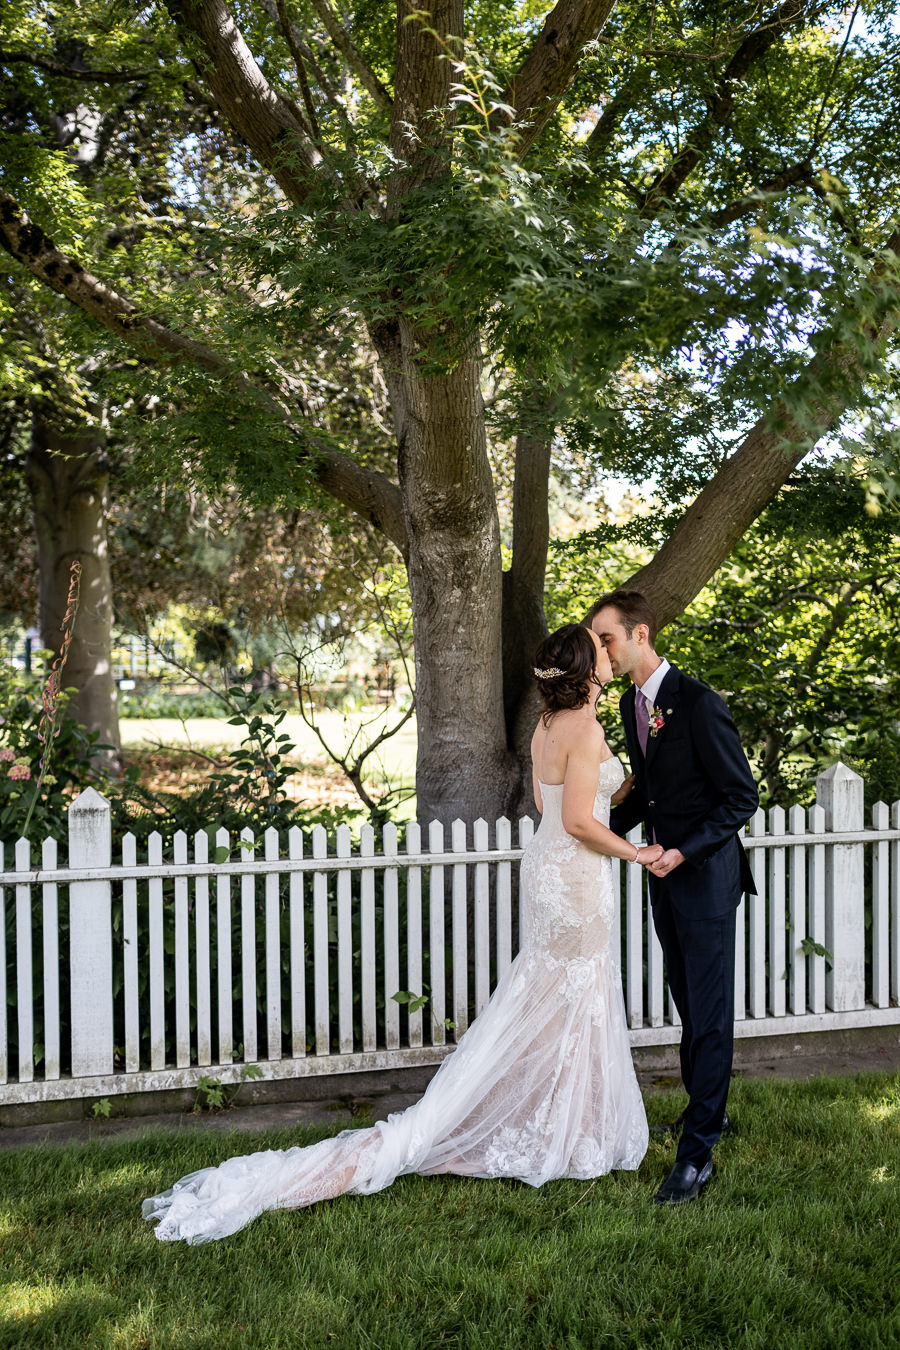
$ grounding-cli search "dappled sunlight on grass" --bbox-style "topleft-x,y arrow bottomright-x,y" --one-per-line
857,1084 -> 900,1126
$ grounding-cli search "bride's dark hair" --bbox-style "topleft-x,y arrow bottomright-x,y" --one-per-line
533,624 -> 600,723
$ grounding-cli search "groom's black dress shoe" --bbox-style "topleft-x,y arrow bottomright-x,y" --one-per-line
653,1158 -> 715,1206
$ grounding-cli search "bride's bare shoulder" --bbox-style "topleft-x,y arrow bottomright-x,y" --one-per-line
534,710 -> 606,750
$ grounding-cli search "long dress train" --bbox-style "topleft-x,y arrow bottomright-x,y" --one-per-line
143,757 -> 648,1243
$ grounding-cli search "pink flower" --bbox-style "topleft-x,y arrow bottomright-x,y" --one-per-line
0,747 -> 14,762
8,763 -> 31,781
647,705 -> 674,738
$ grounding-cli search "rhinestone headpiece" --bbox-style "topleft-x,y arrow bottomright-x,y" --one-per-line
533,666 -> 565,679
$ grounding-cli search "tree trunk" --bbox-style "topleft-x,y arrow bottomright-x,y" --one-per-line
501,424 -> 554,820
26,414 -> 122,773
391,323 -> 516,827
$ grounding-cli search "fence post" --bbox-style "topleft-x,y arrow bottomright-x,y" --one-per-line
68,788 -> 114,1076
816,762 -> 865,1012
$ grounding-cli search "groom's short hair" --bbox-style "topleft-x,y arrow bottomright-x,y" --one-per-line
587,589 -> 659,646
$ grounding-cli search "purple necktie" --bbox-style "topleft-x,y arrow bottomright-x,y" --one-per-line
635,689 -> 650,756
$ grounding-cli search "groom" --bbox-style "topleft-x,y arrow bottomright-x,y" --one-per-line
590,589 -> 758,1206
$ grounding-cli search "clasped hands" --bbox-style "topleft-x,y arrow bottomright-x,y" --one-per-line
641,846 -> 685,877
610,774 -> 686,877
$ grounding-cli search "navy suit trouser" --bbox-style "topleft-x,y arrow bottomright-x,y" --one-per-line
650,893 -> 736,1168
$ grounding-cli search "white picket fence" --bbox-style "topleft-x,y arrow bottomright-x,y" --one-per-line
1,762 -> 899,1108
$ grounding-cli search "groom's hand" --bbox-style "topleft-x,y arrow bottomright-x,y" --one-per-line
648,848 -> 685,878
610,773 -> 635,806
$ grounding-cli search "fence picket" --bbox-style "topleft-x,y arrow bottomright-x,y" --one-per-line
15,838 -> 33,1083
194,831 -> 211,1067
748,809 -> 766,1018
495,818 -> 512,978
173,831 -> 190,1069
518,817 -> 534,942
265,827 -> 282,1060
892,802 -> 900,1007
216,828 -> 233,1065
611,853 -> 622,973
451,820 -> 468,1039
336,824 -> 353,1056
625,828 -> 643,1029
734,892 -> 746,1022
288,826 -> 305,1058
360,824 -> 376,1052
788,805 -> 807,1015
872,802 -> 890,1008
41,838 -> 60,1080
123,833 -> 139,1073
0,843 -> 6,1084
240,827 -> 257,1063
406,822 -> 424,1048
768,806 -> 786,1018
384,823 -> 400,1050
473,820 -> 490,1016
148,831 -> 165,1070
428,821 -> 446,1047
312,826 -> 329,1056
647,894 -> 664,1029
808,805 -> 826,1014
68,790 -> 113,1077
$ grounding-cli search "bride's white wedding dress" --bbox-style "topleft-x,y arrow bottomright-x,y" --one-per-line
143,756 -> 648,1243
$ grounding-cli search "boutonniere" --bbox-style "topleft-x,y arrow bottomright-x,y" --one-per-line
647,704 -> 673,737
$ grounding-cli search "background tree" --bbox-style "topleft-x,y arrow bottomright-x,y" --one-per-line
2,0 -> 899,823
548,466 -> 900,806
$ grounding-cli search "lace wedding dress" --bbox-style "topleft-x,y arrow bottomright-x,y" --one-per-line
143,756 -> 648,1243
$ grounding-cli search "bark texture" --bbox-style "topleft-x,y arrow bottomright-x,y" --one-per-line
26,416 -> 121,772
502,0 -> 618,154
502,425 -> 553,817
392,320 -> 515,824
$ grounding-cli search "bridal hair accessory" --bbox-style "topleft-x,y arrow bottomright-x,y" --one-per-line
533,666 -> 565,679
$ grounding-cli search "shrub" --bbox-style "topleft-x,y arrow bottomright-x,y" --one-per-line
0,661 -> 108,845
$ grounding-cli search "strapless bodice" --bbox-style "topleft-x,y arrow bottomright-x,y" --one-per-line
537,756 -> 624,833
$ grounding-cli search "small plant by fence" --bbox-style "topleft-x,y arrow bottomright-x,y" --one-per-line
1,763 -> 899,1109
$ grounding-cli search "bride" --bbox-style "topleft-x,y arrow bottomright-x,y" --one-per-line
143,623 -> 661,1243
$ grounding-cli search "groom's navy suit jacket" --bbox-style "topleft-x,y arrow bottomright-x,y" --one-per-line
610,665 -> 758,918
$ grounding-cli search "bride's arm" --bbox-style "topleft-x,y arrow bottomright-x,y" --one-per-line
562,734 -> 662,864
530,726 -> 544,814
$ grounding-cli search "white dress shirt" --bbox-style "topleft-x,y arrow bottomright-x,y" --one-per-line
637,657 -> 671,709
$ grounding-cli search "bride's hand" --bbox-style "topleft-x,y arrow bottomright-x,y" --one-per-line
610,773 -> 635,806
640,843 -> 664,866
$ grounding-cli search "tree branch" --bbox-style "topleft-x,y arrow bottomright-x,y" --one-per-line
274,0 -> 321,139
582,84 -> 638,164
0,48 -> 154,84
658,159 -> 814,253
500,0 -> 618,156
624,230 -> 900,627
304,0 -> 393,114
640,0 -> 812,218
702,160 -> 815,229
163,0 -> 327,205
0,187 -> 408,553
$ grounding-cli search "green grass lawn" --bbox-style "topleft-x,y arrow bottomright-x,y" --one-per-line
119,711 -> 418,781
1,1075 -> 898,1350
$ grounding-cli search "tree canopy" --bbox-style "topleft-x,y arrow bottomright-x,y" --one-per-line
2,0 -> 899,821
